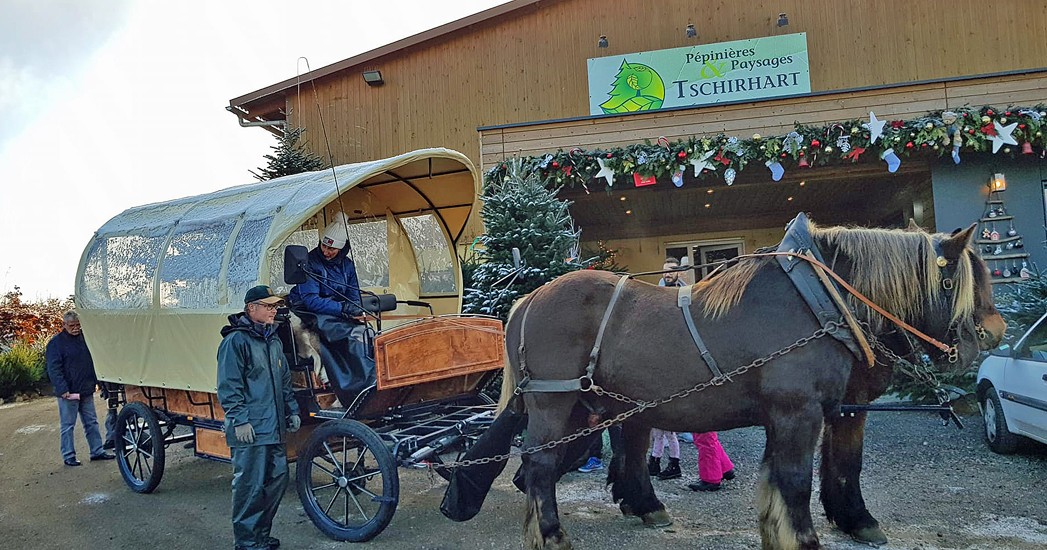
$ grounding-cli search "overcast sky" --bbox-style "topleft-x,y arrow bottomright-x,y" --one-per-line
0,0 -> 507,300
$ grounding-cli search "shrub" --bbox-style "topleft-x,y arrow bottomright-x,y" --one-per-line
0,341 -> 48,399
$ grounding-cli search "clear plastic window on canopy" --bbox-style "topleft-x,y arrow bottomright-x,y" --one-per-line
79,230 -> 169,309
159,220 -> 236,308
347,220 -> 389,288
400,213 -> 456,295
227,217 -> 274,302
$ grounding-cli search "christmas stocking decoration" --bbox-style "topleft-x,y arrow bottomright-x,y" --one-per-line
766,160 -> 785,181
672,167 -> 685,187
881,148 -> 901,173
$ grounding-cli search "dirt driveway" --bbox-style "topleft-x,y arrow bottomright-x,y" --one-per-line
1,395 -> 1045,549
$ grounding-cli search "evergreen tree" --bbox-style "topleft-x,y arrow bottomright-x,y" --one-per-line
250,126 -> 327,181
463,161 -> 582,321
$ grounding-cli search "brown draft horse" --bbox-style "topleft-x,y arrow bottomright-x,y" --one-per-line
497,219 -> 1005,550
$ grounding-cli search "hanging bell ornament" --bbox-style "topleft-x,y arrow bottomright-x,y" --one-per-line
993,266 -> 1003,277
798,156 -> 810,168
724,167 -> 737,186
1008,225 -> 1017,237
988,210 -> 997,218
1022,141 -> 1034,155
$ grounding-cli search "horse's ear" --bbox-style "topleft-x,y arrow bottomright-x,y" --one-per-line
940,223 -> 977,258
905,219 -> 922,232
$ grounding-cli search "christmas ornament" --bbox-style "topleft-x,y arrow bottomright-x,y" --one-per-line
539,154 -> 554,169
836,134 -> 851,152
993,244 -> 1002,255
595,157 -> 616,186
689,150 -> 715,176
1008,222 -> 1017,237
633,173 -> 656,187
1003,265 -> 1012,278
990,229 -> 1000,241
1020,261 -> 1032,279
864,111 -> 887,143
637,151 -> 649,165
766,160 -> 785,181
671,167 -> 685,187
988,120 -> 1018,153
881,148 -> 901,173
724,167 -> 737,185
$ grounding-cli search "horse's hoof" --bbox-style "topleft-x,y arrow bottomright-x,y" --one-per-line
851,525 -> 888,546
619,503 -> 636,517
543,530 -> 573,550
641,509 -> 672,528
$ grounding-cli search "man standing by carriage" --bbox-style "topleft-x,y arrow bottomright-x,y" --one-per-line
218,285 -> 301,550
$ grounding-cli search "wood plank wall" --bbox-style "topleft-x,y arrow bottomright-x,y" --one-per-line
480,72 -> 1047,168
280,0 -> 1047,170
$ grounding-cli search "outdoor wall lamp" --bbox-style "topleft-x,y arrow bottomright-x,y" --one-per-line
990,173 -> 1007,192
777,13 -> 789,27
598,35 -> 608,48
362,70 -> 384,86
685,24 -> 697,38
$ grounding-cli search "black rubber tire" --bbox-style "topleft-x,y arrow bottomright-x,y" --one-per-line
982,386 -> 1020,454
114,402 -> 166,493
296,420 -> 399,542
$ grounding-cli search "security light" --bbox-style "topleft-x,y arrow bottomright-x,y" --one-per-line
777,13 -> 789,27
686,24 -> 697,38
362,70 -> 384,86
598,35 -> 608,48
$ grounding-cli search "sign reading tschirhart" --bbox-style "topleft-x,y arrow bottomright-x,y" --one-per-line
587,33 -> 811,115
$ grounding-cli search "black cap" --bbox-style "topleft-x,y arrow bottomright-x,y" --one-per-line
244,285 -> 283,305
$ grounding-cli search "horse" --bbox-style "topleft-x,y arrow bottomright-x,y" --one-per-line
496,218 -> 1005,550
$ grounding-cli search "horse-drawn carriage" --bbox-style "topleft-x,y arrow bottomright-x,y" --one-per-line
74,148 -> 504,541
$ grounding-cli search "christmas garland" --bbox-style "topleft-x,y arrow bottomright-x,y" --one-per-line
484,104 -> 1047,189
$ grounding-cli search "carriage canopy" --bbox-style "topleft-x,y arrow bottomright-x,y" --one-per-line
75,148 -> 480,391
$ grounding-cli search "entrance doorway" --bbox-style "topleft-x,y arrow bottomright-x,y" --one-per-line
667,239 -> 744,281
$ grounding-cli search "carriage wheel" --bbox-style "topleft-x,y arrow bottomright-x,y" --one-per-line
296,420 -> 399,542
429,435 -> 480,482
114,402 -> 166,493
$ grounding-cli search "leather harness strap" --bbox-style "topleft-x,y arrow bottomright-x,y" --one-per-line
677,284 -> 724,378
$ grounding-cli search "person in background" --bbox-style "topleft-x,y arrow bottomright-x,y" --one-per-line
577,425 -> 623,473
218,285 -> 301,550
99,382 -> 119,450
687,431 -> 736,492
648,257 -> 684,480
287,213 -> 375,397
45,310 -> 115,466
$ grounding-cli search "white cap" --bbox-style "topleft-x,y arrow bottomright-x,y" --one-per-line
320,213 -> 349,250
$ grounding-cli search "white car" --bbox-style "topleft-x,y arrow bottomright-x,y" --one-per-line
976,311 -> 1047,453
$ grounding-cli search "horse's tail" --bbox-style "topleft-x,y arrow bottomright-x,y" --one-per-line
496,294 -> 530,415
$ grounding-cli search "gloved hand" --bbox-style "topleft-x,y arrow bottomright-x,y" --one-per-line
234,423 -> 256,444
288,414 -> 301,433
341,301 -> 362,319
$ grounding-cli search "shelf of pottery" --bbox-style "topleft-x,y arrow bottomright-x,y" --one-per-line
977,191 -> 1032,283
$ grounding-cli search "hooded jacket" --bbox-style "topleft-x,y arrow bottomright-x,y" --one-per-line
287,245 -> 363,317
216,313 -> 300,448
45,330 -> 97,397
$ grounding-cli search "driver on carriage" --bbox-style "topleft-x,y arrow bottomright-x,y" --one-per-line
287,214 -> 376,400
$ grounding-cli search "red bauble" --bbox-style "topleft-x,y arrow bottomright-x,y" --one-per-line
987,109 -> 995,116
551,161 -> 559,168
811,139 -> 821,148
1019,124 -> 1027,129
905,142 -> 914,149
677,151 -> 687,159
921,143 -> 929,148
798,150 -> 805,157
780,153 -> 787,158
1005,111 -> 1012,116
606,153 -> 613,158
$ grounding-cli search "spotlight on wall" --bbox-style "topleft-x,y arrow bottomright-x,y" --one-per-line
777,13 -> 789,27
362,70 -> 384,86
598,35 -> 608,48
989,172 -> 1007,192
685,24 -> 697,38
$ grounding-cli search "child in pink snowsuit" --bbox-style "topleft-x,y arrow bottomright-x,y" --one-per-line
687,431 -> 735,492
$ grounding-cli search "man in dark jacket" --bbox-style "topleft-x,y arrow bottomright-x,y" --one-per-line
217,285 -> 301,550
287,215 -> 375,400
45,310 -> 115,466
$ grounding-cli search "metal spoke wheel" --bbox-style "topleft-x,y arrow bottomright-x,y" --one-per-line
297,420 -> 399,542
114,402 -> 166,493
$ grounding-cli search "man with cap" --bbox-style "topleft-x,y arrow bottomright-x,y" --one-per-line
217,285 -> 301,550
287,214 -> 375,400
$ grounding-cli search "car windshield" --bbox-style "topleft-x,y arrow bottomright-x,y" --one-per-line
1018,316 -> 1047,361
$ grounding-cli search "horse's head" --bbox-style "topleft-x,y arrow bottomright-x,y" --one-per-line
934,225 -> 1006,367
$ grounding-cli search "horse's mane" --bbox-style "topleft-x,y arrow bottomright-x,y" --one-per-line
694,221 -> 975,327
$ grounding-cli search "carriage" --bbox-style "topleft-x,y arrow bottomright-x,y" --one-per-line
73,148 -> 505,542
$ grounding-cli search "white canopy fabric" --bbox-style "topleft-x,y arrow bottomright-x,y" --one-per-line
75,148 -> 479,392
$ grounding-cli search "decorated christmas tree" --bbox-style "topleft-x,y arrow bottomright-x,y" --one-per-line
976,176 -> 1032,284
463,160 -> 583,321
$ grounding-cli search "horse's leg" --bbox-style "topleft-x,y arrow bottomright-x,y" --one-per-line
611,421 -> 670,526
819,411 -> 887,545
522,394 -> 576,550
758,406 -> 823,550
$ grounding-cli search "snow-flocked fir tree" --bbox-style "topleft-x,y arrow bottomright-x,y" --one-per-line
463,161 -> 582,321
251,126 -> 327,181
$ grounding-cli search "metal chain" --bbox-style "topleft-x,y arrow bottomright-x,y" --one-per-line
432,321 -> 840,472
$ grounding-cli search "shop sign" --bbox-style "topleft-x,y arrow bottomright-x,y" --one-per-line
587,33 -> 811,115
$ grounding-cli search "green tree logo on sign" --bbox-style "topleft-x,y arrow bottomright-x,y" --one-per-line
598,60 -> 665,114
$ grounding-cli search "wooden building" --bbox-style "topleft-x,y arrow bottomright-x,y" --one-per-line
228,0 -> 1047,278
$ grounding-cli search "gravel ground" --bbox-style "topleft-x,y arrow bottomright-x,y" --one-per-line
1,394 -> 1045,549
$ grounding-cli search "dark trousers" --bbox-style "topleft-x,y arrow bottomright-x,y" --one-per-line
587,424 -> 623,461
231,444 -> 288,549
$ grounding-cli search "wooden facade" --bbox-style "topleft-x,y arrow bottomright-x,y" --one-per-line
230,0 -> 1047,170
